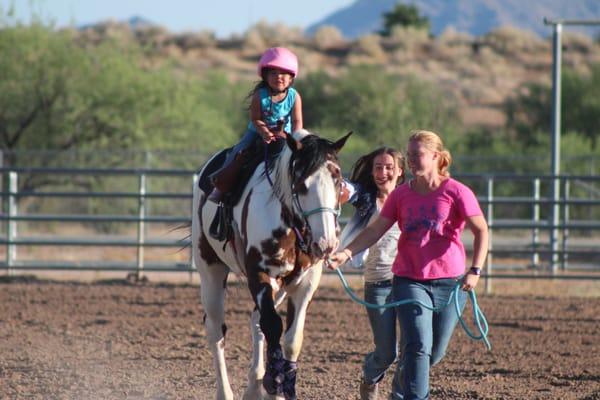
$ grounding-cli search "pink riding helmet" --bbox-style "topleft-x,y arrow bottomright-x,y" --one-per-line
257,47 -> 299,78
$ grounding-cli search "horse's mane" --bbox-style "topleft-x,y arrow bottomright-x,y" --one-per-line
269,131 -> 340,205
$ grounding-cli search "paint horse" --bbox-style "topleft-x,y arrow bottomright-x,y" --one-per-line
192,129 -> 351,400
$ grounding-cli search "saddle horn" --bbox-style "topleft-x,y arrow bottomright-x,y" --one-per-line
286,132 -> 303,152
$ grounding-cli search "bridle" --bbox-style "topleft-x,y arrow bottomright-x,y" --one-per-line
264,139 -> 341,254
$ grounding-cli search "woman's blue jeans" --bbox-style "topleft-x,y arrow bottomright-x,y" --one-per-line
391,276 -> 467,400
362,280 -> 400,388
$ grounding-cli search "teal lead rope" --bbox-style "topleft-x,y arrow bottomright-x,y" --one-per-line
333,268 -> 492,350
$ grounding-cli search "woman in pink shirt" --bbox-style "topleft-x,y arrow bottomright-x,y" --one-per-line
329,130 -> 488,400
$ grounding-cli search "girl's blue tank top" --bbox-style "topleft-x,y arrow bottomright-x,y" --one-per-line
247,87 -> 297,134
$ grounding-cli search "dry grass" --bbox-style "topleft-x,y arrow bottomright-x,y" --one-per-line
73,21 -> 600,129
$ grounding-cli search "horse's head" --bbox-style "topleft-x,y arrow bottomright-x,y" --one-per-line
284,130 -> 352,259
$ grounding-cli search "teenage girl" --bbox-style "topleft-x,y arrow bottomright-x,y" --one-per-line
340,147 -> 405,400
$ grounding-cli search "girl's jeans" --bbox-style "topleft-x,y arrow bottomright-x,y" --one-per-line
391,276 -> 467,400
362,280 -> 400,388
224,129 -> 257,165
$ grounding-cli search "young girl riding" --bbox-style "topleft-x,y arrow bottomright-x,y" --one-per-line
208,47 -> 303,203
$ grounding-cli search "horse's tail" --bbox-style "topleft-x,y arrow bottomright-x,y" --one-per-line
168,221 -> 191,253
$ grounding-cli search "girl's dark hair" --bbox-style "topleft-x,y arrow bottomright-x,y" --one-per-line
350,147 -> 406,198
246,68 -> 295,106
246,79 -> 269,103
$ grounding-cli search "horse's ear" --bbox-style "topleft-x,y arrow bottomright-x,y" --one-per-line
286,132 -> 303,152
332,131 -> 353,154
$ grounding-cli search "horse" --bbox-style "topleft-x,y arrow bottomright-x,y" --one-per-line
191,129 -> 351,400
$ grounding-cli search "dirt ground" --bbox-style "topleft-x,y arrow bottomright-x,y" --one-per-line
0,273 -> 599,400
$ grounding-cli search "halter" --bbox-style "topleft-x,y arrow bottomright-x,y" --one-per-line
264,139 -> 341,254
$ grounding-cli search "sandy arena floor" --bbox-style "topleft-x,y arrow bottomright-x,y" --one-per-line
0,273 -> 599,400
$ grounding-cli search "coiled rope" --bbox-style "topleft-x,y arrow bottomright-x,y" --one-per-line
333,268 -> 492,350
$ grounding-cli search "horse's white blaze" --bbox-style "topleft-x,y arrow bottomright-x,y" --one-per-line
299,162 -> 340,256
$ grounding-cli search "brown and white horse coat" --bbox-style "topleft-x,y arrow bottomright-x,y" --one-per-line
192,129 -> 351,400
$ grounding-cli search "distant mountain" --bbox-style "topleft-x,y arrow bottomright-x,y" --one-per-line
127,16 -> 158,30
306,0 -> 600,38
79,15 -> 159,31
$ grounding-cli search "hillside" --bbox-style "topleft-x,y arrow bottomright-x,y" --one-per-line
79,20 -> 600,130
306,0 -> 600,38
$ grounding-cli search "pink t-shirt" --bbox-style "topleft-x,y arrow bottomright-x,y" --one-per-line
380,178 -> 483,280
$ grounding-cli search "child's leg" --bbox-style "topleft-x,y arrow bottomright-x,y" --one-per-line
208,129 -> 258,202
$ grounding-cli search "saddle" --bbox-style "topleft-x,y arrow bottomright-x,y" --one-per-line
199,139 -> 285,241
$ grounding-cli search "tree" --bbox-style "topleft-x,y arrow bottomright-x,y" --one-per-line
504,64 -> 600,146
0,21 -> 251,194
0,23 -> 247,167
296,65 -> 461,152
379,3 -> 430,37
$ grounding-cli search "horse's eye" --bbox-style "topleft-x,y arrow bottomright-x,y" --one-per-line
294,182 -> 308,194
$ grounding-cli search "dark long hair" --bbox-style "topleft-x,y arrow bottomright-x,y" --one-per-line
344,147 -> 405,234
350,147 -> 406,199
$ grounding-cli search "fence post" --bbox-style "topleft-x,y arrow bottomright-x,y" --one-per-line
562,179 -> 570,270
136,173 -> 146,280
485,177 -> 493,295
190,174 -> 198,283
531,178 -> 540,268
6,171 -> 18,275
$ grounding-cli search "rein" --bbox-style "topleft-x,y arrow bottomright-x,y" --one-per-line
333,267 -> 492,351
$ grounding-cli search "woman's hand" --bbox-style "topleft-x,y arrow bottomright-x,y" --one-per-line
461,272 -> 480,291
326,249 -> 352,270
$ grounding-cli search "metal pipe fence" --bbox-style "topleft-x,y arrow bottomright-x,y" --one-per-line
0,168 -> 598,286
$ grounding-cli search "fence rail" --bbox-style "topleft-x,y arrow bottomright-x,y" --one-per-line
1,168 -> 598,287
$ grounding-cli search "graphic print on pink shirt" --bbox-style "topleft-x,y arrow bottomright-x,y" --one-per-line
380,178 -> 483,280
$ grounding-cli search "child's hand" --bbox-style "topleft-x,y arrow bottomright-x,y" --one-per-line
261,130 -> 275,143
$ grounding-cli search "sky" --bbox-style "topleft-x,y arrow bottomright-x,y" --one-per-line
1,0 -> 354,37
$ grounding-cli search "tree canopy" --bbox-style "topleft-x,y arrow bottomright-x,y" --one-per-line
0,22 -> 248,168
379,3 -> 430,36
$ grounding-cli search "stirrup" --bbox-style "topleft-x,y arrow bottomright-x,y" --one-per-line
207,188 -> 223,204
209,204 -> 228,241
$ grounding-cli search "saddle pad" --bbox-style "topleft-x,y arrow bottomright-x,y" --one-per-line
197,148 -> 230,194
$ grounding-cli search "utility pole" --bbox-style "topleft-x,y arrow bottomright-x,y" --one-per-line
543,18 -> 600,273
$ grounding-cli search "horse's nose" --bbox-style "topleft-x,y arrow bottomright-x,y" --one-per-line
312,238 -> 338,259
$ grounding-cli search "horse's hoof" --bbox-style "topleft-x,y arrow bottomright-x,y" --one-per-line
263,348 -> 286,395
282,360 -> 297,400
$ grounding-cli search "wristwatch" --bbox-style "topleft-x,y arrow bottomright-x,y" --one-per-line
468,267 -> 482,275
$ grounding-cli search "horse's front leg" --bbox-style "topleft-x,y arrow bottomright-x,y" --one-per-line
280,263 -> 323,400
244,290 -> 287,400
242,308 -> 265,400
248,270 -> 288,399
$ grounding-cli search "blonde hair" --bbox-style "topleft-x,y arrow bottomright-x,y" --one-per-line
408,130 -> 452,177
